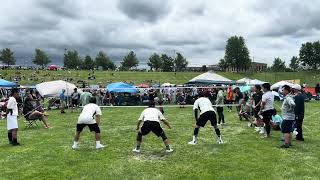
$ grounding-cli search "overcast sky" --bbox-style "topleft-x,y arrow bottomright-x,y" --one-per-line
1,0 -> 320,66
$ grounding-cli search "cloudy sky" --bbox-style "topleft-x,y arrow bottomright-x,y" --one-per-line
1,0 -> 320,67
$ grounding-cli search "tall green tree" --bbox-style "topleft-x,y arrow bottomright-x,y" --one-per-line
32,48 -> 51,68
161,54 -> 174,72
174,52 -> 188,71
0,48 -> 15,66
271,57 -> 286,72
82,55 -> 95,70
224,36 -> 251,72
147,53 -> 162,71
63,50 -> 81,69
299,41 -> 320,70
120,51 -> 139,71
289,56 -> 299,71
95,51 -> 116,70
218,58 -> 228,71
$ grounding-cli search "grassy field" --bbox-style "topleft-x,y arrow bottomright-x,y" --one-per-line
1,69 -> 320,86
0,101 -> 319,179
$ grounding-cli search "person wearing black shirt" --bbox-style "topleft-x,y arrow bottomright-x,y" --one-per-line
234,87 -> 244,113
252,85 -> 263,132
293,84 -> 305,141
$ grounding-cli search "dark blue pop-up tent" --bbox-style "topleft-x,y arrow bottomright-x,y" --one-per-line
0,79 -> 19,88
106,82 -> 138,93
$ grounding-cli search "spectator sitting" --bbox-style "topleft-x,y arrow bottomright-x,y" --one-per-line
271,109 -> 283,131
238,99 -> 253,123
23,96 -> 50,129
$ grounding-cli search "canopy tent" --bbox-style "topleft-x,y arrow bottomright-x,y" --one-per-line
0,79 -> 19,88
271,81 -> 295,90
35,80 -> 82,97
137,84 -> 149,88
49,64 -> 58,71
106,82 -> 138,93
187,71 -> 234,85
236,78 -> 266,85
161,83 -> 175,87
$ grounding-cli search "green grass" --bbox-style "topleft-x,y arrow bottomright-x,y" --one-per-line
1,69 -> 320,86
0,101 -> 319,179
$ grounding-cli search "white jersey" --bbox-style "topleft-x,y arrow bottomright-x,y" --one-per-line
78,103 -> 102,124
193,97 -> 216,115
139,108 -> 165,123
261,91 -> 274,112
7,97 -> 18,116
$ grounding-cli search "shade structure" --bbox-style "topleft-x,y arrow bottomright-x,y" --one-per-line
161,83 -> 175,87
35,80 -> 82,97
236,78 -> 266,85
106,82 -> 138,93
137,84 -> 149,88
236,77 -> 252,84
0,79 -> 19,88
271,81 -> 295,90
187,71 -> 233,85
49,65 -> 58,71
249,79 -> 266,85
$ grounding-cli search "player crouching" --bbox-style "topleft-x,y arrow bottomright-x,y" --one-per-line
188,92 -> 224,145
133,101 -> 173,153
72,97 -> 105,149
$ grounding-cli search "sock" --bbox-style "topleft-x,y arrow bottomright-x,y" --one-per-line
193,127 -> 199,136
73,141 -> 78,146
8,132 -> 12,142
215,128 -> 221,137
166,145 -> 170,150
96,141 -> 101,146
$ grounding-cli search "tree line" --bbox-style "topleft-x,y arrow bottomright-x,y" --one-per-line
0,48 -> 189,71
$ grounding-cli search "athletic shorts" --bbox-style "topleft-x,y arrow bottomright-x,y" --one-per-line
7,115 -> 18,130
197,111 -> 217,127
281,120 -> 294,133
76,123 -> 100,133
262,109 -> 273,122
140,121 -> 164,137
72,99 -> 79,106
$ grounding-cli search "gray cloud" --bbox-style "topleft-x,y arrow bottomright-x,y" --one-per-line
117,0 -> 171,22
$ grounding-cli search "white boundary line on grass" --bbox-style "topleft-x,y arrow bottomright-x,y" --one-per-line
81,104 -> 240,108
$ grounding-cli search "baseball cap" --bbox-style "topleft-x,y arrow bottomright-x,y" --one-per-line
292,84 -> 301,90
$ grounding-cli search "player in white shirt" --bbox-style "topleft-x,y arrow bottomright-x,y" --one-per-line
259,83 -> 275,138
133,101 -> 173,153
188,92 -> 224,145
6,88 -> 20,146
72,97 -> 105,149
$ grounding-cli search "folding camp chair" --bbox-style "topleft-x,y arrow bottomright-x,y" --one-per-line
24,116 -> 40,129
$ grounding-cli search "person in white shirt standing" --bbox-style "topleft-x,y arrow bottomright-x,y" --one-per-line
6,88 -> 20,146
259,83 -> 275,138
72,97 -> 104,149
133,101 -> 173,153
188,92 -> 224,145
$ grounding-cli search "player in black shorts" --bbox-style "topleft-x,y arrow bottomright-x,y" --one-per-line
133,102 -> 173,153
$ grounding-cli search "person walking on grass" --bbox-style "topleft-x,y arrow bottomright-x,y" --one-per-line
188,92 -> 224,145
6,88 -> 20,146
292,84 -> 305,141
72,97 -> 105,149
216,88 -> 225,125
226,85 -> 233,112
59,89 -> 66,114
259,83 -> 274,138
252,85 -> 264,133
71,88 -> 80,112
133,101 -> 173,153
280,85 -> 296,148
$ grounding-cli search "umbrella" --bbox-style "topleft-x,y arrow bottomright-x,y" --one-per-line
106,82 -> 138,93
36,80 -> 82,97
0,79 -> 19,88
161,83 -> 175,87
271,81 -> 294,90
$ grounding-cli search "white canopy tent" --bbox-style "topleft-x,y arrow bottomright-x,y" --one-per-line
187,71 -> 233,84
271,81 -> 295,90
236,78 -> 266,85
36,80 -> 82,97
161,83 -> 175,87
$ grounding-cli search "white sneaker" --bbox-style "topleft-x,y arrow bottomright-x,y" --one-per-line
188,140 -> 197,145
132,148 -> 141,153
72,144 -> 78,149
217,138 -> 224,144
293,130 -> 298,136
96,144 -> 105,149
255,127 -> 260,132
259,128 -> 265,134
165,149 -> 174,153
248,122 -> 252,127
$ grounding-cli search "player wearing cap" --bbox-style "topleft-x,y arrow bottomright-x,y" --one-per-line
133,101 -> 173,153
292,84 -> 305,141
188,92 -> 224,145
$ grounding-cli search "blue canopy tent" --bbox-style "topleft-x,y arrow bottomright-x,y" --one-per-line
0,79 -> 19,88
106,82 -> 138,93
